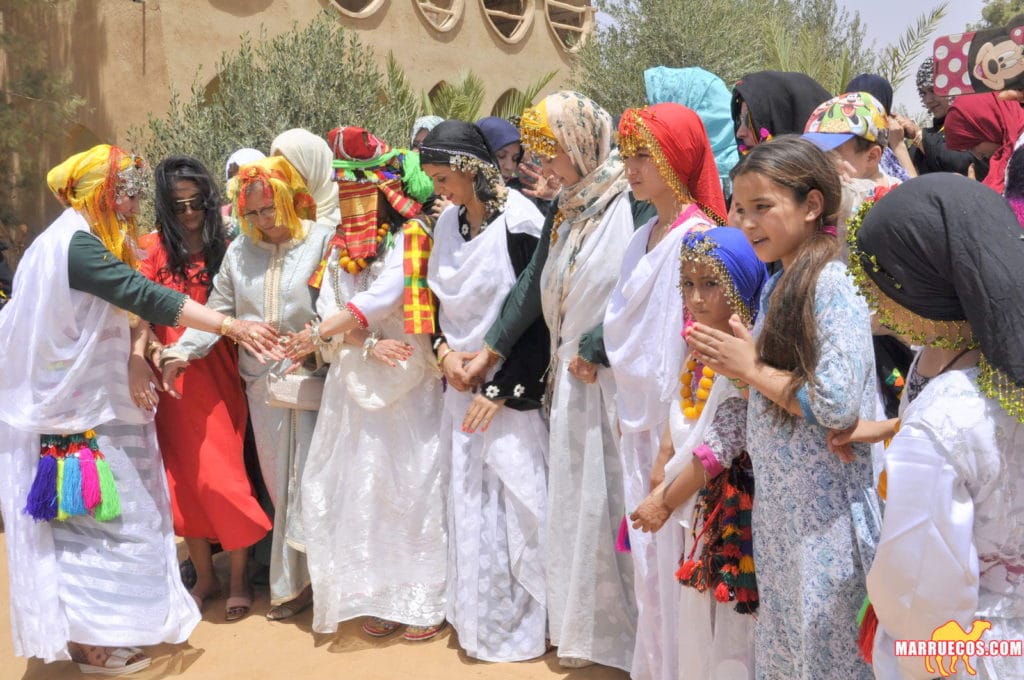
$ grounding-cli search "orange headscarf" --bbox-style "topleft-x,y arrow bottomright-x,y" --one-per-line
231,156 -> 317,242
618,103 -> 727,224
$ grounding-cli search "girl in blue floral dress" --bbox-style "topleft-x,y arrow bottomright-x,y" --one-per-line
687,136 -> 878,680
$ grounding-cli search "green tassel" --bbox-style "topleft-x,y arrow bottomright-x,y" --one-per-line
55,458 -> 69,521
92,457 -> 121,522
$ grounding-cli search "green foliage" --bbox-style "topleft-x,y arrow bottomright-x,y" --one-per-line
491,71 -> 559,119
762,0 -> 872,93
876,3 -> 948,93
128,12 -> 419,197
420,72 -> 488,121
570,0 -> 774,114
0,0 -> 84,226
973,0 -> 1024,29
571,0 -> 947,115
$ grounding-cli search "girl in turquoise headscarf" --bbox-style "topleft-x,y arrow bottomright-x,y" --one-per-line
645,66 -> 740,196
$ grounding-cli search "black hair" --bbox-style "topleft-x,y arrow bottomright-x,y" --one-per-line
153,155 -> 227,292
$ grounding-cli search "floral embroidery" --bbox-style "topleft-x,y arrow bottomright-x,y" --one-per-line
513,384 -> 525,397
485,385 -> 500,399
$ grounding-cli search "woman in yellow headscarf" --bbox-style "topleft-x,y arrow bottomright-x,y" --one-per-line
160,155 -> 334,622
0,144 -> 281,674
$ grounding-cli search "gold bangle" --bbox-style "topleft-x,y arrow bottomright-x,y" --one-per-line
219,316 -> 235,336
437,347 -> 454,368
146,340 -> 163,362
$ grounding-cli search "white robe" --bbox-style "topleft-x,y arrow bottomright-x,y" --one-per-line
540,191 -> 637,671
302,231 -> 447,632
868,365 -> 1024,680
0,210 -> 198,661
604,207 -> 713,680
429,191 -> 549,661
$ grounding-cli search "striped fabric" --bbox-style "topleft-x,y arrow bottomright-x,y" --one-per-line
338,182 -> 382,260
402,217 -> 437,334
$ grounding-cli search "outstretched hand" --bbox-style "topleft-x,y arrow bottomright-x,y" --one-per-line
371,339 -> 414,367
160,359 -> 189,399
685,315 -> 756,381
630,485 -> 672,533
517,162 -> 561,201
225,319 -> 284,363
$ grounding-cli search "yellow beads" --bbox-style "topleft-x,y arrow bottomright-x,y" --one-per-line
680,357 -> 715,421
339,224 -> 389,276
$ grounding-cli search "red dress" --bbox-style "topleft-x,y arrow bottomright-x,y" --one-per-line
139,232 -> 271,549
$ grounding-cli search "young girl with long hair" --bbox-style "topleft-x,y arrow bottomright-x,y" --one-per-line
686,136 -> 877,679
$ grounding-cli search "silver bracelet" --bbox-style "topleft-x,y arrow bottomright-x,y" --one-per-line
362,332 -> 380,361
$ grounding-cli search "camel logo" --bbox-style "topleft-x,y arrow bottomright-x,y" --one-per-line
893,619 -> 1022,677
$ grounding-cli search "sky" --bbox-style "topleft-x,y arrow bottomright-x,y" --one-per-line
838,0 -> 985,115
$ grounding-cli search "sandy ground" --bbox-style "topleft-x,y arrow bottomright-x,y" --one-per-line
1,533 -> 629,680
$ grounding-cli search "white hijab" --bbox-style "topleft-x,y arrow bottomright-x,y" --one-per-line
271,129 -> 341,227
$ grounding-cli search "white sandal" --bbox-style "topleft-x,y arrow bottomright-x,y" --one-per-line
75,646 -> 152,676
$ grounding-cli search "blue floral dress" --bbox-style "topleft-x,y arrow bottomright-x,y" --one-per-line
747,262 -> 877,680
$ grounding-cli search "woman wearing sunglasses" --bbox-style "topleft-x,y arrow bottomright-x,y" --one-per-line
136,156 -> 271,622
160,156 -> 333,623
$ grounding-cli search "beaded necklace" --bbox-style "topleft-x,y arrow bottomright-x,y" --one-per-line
680,356 -> 715,420
338,223 -> 391,275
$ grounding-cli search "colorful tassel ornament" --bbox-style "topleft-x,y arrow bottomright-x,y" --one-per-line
24,432 -> 121,523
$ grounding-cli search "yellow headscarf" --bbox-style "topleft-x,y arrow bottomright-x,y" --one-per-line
519,99 -> 560,159
46,144 -> 148,268
230,156 -> 316,242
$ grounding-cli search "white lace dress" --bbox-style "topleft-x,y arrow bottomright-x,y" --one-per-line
301,230 -> 447,632
429,192 -> 550,661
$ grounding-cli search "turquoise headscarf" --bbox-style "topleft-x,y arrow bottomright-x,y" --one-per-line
645,66 -> 739,196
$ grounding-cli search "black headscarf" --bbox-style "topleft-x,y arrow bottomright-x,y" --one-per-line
419,120 -> 506,215
731,71 -> 831,142
419,120 -> 498,167
856,173 -> 1024,384
845,73 -> 894,116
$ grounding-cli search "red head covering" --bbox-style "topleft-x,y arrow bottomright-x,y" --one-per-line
618,103 -> 727,223
944,93 -> 1024,194
327,126 -> 390,161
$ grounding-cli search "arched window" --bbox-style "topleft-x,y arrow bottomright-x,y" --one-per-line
481,0 -> 532,44
329,0 -> 387,19
545,0 -> 593,52
415,0 -> 464,32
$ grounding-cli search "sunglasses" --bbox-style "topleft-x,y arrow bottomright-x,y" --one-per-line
172,197 -> 206,214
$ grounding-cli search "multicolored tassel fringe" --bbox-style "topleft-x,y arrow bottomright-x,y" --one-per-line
24,430 -> 121,523
675,451 -> 758,615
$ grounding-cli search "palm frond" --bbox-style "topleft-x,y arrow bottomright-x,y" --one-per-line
878,2 -> 948,92
492,70 -> 559,119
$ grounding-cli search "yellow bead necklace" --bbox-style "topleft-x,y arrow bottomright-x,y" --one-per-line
680,357 -> 715,420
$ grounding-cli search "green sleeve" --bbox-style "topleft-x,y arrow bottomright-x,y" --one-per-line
67,231 -> 187,326
482,204 -> 554,357
577,324 -> 609,366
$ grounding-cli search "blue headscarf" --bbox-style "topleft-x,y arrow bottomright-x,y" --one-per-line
476,116 -> 521,152
680,227 -> 767,325
645,66 -> 740,195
